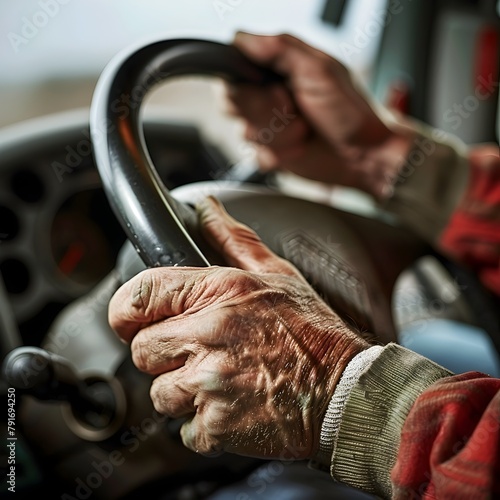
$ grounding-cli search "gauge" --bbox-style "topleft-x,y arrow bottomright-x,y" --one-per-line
51,212 -> 111,287
50,189 -> 125,288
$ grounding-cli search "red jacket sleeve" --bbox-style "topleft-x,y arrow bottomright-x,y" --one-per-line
391,372 -> 500,499
440,145 -> 500,297
392,146 -> 500,498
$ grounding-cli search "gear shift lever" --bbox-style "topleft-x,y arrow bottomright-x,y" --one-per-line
2,347 -> 117,430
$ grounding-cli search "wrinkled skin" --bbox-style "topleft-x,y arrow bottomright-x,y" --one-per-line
225,32 -> 414,200
109,197 -> 368,460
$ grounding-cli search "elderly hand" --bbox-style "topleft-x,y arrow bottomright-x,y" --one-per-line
108,197 -> 368,459
225,32 -> 414,200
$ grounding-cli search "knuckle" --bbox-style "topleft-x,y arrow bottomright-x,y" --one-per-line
310,55 -> 347,86
315,57 -> 336,79
258,287 -> 291,310
223,268 -> 262,293
274,33 -> 291,51
130,270 -> 158,318
130,336 -> 151,372
152,374 -> 196,419
149,379 -> 164,413
149,378 -> 176,418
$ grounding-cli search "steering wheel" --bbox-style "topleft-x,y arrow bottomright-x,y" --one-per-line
91,38 -> 286,268
89,37 -> 433,344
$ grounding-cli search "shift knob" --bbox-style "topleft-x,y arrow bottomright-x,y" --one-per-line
2,346 -> 116,428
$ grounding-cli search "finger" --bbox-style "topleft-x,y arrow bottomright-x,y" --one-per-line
179,403 -> 231,457
150,367 -> 196,419
130,307 -> 234,374
233,32 -> 345,83
109,266 -> 219,343
258,136 -> 347,184
225,83 -> 308,147
150,352 -> 232,422
233,32 -> 361,146
130,320 -> 190,375
233,32 -> 320,68
223,82 -> 284,121
109,265 -> 269,343
196,196 -> 299,276
242,115 -> 309,150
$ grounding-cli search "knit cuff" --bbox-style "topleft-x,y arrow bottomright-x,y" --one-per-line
331,343 -> 452,498
314,345 -> 384,468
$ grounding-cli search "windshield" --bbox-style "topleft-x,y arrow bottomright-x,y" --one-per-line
0,0 -> 386,128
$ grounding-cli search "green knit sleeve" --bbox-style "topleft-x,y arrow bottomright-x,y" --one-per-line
331,343 -> 452,498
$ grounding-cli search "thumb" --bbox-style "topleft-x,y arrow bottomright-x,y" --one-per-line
197,196 -> 297,276
233,31 -> 286,65
233,32 -> 333,78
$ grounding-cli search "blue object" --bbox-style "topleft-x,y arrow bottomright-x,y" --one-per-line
399,319 -> 500,377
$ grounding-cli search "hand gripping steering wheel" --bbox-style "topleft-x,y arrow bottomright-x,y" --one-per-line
89,38 -> 495,347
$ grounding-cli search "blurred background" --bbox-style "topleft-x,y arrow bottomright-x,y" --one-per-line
0,0 -> 384,164
1,0 -> 497,206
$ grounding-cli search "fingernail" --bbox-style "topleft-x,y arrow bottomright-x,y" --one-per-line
234,31 -> 250,40
196,196 -> 225,216
234,31 -> 253,46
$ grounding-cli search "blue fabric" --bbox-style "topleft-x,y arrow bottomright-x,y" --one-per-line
399,319 -> 500,377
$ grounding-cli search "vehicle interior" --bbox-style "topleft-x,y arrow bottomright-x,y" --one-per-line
1,0 -> 499,498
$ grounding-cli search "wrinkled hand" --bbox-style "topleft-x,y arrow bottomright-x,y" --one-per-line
225,32 -> 413,200
109,197 -> 368,459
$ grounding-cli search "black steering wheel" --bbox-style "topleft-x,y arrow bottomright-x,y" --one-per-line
90,37 -> 500,350
91,38 -> 284,269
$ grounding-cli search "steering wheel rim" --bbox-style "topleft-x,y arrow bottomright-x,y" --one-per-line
90,38 -> 283,268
